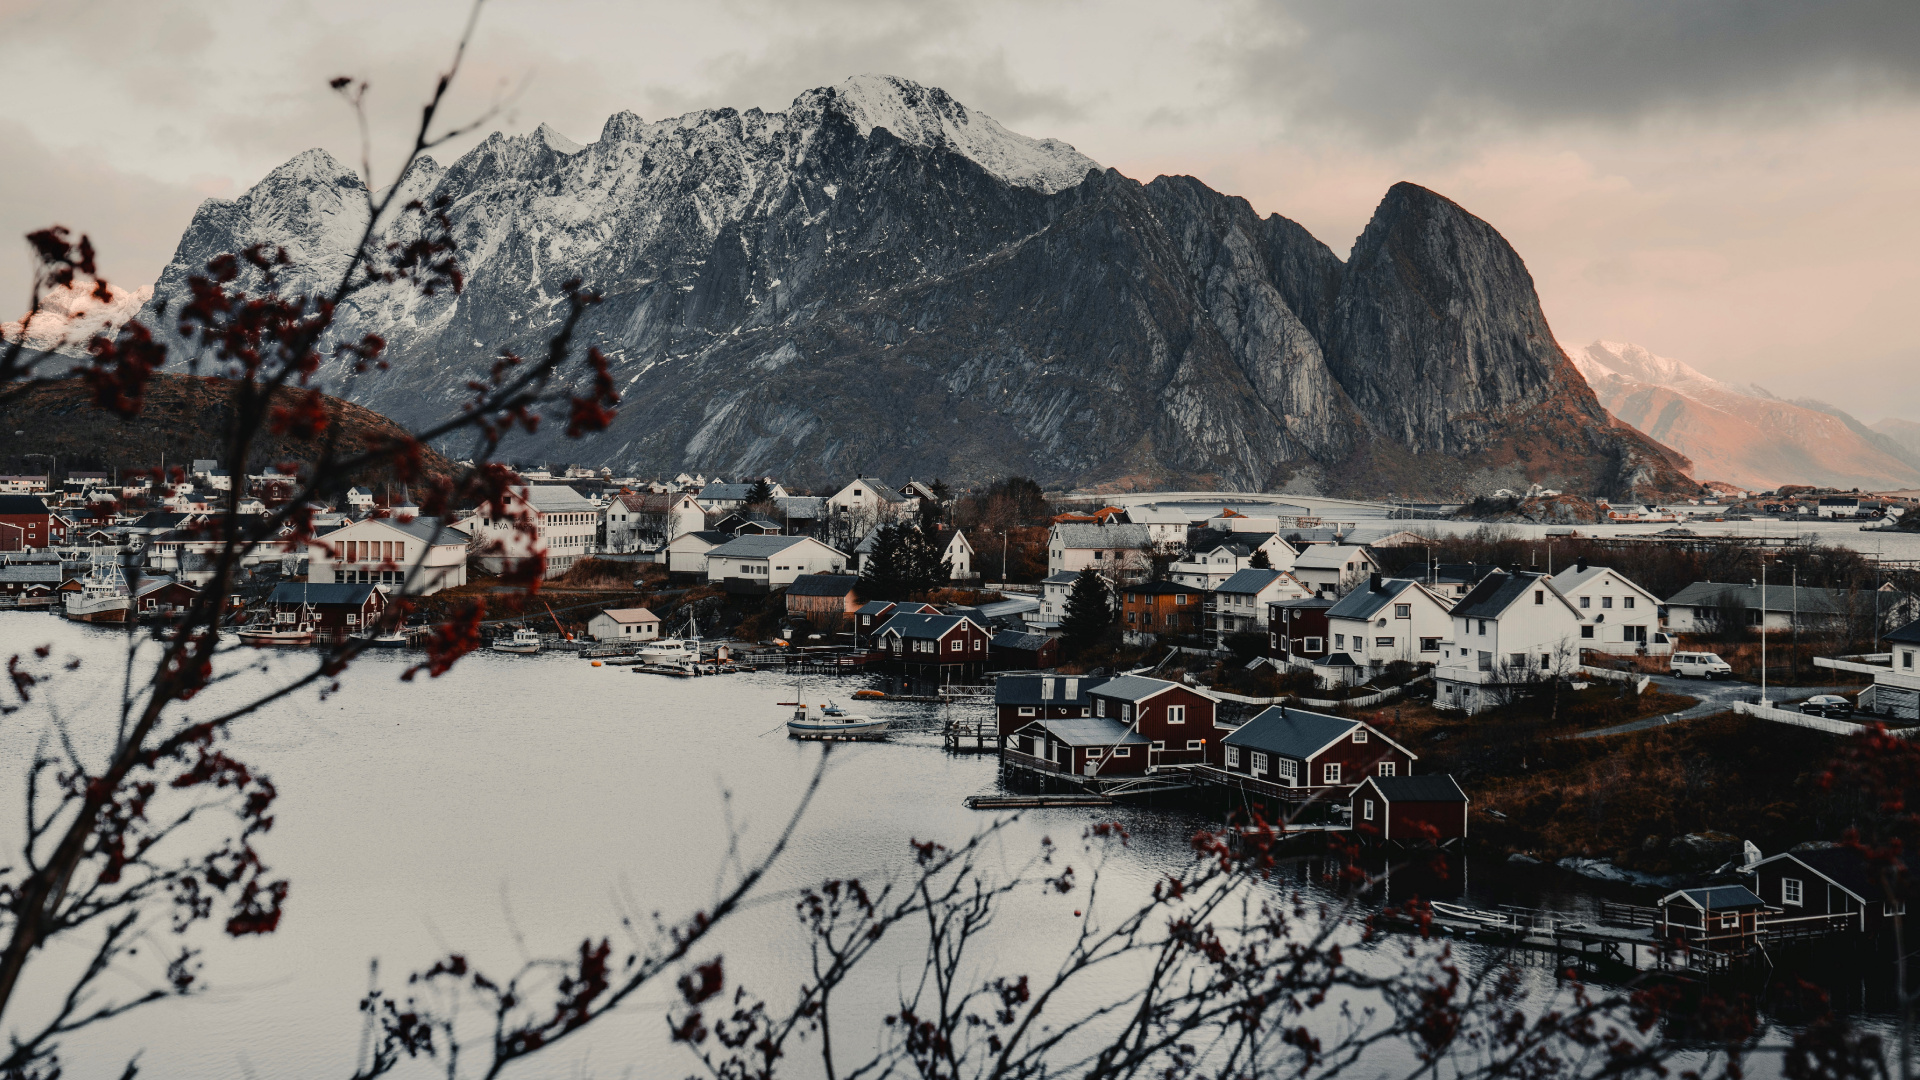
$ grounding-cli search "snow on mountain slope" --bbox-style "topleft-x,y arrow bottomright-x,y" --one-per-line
1571,340 -> 1920,491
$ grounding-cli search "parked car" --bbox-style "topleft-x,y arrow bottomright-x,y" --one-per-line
1799,694 -> 1853,718
1669,651 -> 1734,679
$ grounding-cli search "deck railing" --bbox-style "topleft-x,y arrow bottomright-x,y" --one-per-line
1003,747 -> 1069,775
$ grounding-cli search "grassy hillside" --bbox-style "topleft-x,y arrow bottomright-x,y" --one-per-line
0,373 -> 453,490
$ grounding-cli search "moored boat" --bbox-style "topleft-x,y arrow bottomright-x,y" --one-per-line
491,627 -> 542,654
237,623 -> 316,646
63,548 -> 132,624
786,701 -> 890,741
637,638 -> 699,663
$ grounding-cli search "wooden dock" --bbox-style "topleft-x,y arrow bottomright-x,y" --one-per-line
965,794 -> 1114,809
943,718 -> 999,751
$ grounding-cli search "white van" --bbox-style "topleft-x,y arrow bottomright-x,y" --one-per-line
1669,651 -> 1733,679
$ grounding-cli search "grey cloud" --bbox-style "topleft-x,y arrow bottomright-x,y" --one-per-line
1220,0 -> 1920,140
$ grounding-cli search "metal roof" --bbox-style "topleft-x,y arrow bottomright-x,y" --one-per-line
1090,674 -> 1210,703
0,564 -> 63,583
854,600 -> 897,616
996,674 -> 1101,705
785,573 -> 859,597
1051,523 -> 1151,549
268,582 -> 379,606
1124,580 -> 1209,596
698,483 -> 759,501
990,631 -> 1053,652
1042,570 -> 1082,585
595,607 -> 658,623
878,613 -> 974,640
1662,885 -> 1766,911
706,534 -> 812,558
1224,705 -> 1356,760
1886,617 -> 1920,646
1215,568 -> 1287,596
521,484 -> 598,512
1753,847 -> 1874,902
1665,581 -> 1848,616
1452,570 -> 1553,620
1293,544 -> 1371,570
0,495 -> 51,515
1314,652 -> 1362,667
1022,716 -> 1147,746
1325,577 -> 1420,621
1361,775 -> 1466,803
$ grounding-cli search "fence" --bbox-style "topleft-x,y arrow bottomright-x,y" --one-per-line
1732,700 -> 1879,736
1576,666 -> 1652,695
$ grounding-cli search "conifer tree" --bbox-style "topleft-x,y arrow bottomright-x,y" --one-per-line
1060,566 -> 1114,657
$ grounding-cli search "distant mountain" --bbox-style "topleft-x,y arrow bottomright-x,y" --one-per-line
139,75 -> 1693,498
1871,417 -> 1920,467
1570,340 -> 1920,492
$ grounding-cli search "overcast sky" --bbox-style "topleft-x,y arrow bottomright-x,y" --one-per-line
5,0 -> 1918,421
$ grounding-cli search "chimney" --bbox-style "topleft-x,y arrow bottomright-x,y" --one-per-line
1370,572 -> 1382,593
1576,557 -> 1587,573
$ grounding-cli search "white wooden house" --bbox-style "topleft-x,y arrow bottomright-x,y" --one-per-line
1323,575 -> 1454,671
1047,523 -> 1151,584
1547,560 -> 1666,655
1432,570 -> 1583,715
308,515 -> 469,595
704,535 -> 848,588
1290,544 -> 1379,596
587,607 -> 660,643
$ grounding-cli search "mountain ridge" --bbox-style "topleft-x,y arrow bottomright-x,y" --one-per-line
137,75 -> 1693,499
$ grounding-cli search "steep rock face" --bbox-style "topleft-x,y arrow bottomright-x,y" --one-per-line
141,77 -> 1689,497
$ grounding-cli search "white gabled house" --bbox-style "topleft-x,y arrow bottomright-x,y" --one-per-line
827,477 -> 915,520
704,534 -> 848,588
1169,530 -> 1298,589
664,529 -> 730,574
587,607 -> 660,643
457,483 -> 601,579
604,491 -> 704,554
1547,559 -> 1666,655
1432,570 -> 1584,715
1289,544 -> 1380,596
1121,504 -> 1192,545
1048,523 -> 1151,584
940,528 -> 975,580
1323,575 -> 1454,671
308,515 -> 469,595
1207,568 -> 1312,652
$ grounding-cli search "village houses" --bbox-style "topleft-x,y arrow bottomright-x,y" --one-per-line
459,484 -> 601,579
587,607 -> 661,643
1432,570 -> 1584,715
1323,575 -> 1455,671
1211,705 -> 1418,806
603,491 -> 703,554
1120,580 -> 1208,642
1289,544 -> 1381,595
1207,568 -> 1312,652
703,534 -> 848,589
1546,560 -> 1664,654
1047,522 -> 1151,583
307,515 -> 469,595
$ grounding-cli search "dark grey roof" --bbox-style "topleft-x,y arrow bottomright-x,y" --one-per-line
996,673 -> 1100,705
879,613 -> 973,640
1215,568 -> 1286,596
1042,570 -> 1081,585
373,516 -> 463,544
991,630 -> 1053,652
1433,563 -> 1495,584
1664,581 -> 1847,616
785,573 -> 858,597
268,582 -> 378,606
1020,717 -> 1147,746
1756,848 -> 1873,901
707,534 -> 811,558
0,564 -> 62,583
774,496 -> 827,517
1362,775 -> 1466,803
1090,675 -> 1191,703
1886,618 -> 1920,646
699,483 -> 759,501
1052,523 -> 1150,549
0,495 -> 50,515
1326,577 -> 1419,621
1225,705 -> 1356,760
1315,652 -> 1361,668
1124,580 -> 1209,596
1664,885 -> 1766,911
1272,595 -> 1334,610
854,600 -> 897,616
1453,570 -> 1549,620
681,530 -> 730,546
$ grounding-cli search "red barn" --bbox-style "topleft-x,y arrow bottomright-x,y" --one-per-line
1085,675 -> 1222,770
993,673 -> 1096,737
0,495 -> 53,551
1350,775 -> 1468,845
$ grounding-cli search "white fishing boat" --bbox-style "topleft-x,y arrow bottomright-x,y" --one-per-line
352,629 -> 410,649
786,701 -> 890,741
63,548 -> 132,624
637,638 -> 699,663
492,627 -> 542,654
237,621 -> 315,646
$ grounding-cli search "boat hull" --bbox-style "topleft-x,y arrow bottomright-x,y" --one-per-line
491,643 -> 540,654
787,719 -> 891,741
63,601 -> 131,623
238,630 -> 315,646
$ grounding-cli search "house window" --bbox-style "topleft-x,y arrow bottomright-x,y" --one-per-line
1580,596 -> 1591,608
1602,596 -> 1613,609
1904,651 -> 1915,670
1018,707 -> 1036,717
1304,637 -> 1323,652
1323,763 -> 1341,785
1534,591 -> 1544,605
1477,620 -> 1487,635
1087,748 -> 1104,759
1096,699 -> 1105,717
1378,762 -> 1396,777
1540,654 -> 1552,669
1375,636 -> 1393,648
1581,625 -> 1594,638
1624,596 -> 1636,609
950,639 -> 963,652
1362,799 -> 1375,821
1395,604 -> 1410,618
1226,745 -> 1241,767
1186,739 -> 1204,750
1352,730 -> 1368,743
1250,751 -> 1268,774
1276,758 -> 1297,783
1151,740 -> 1165,751
1334,634 -> 1345,649
1420,637 -> 1439,652
1167,705 -> 1186,725
1782,878 -> 1803,906
1112,746 -> 1130,757
1175,594 -> 1187,605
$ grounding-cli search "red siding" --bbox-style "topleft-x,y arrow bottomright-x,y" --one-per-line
1307,733 -> 1414,790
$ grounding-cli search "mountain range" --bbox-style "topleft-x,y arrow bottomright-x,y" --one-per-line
136,74 -> 1692,498
1569,340 -> 1920,493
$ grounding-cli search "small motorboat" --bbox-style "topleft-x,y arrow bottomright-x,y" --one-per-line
352,629 -> 410,649
786,701 -> 890,741
852,689 -> 887,700
238,622 -> 316,647
637,638 -> 699,664
491,628 -> 542,654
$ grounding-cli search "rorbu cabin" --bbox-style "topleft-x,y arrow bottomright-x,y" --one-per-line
1749,847 -> 1895,939
1658,886 -> 1767,954
877,613 -> 992,681
1003,717 -> 1148,778
1350,775 -> 1469,846
994,673 -> 1099,737
1212,706 -> 1416,804
266,582 -> 387,643
1085,675 -> 1221,769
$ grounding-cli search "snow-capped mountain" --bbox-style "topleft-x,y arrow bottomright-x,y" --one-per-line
1571,340 -> 1920,491
139,75 -> 1689,496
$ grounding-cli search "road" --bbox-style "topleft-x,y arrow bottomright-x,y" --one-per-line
1574,674 -> 1853,739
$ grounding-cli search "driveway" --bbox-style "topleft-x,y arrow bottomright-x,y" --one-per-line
1572,674 -> 1856,739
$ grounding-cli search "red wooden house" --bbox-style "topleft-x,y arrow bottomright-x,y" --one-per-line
266,582 -> 387,643
1003,717 -> 1149,778
994,673 -> 1098,737
131,575 -> 200,620
1269,595 -> 1333,663
1658,886 -> 1767,954
1211,705 -> 1416,806
0,495 -> 54,551
1085,675 -> 1222,770
877,612 -> 992,681
1350,775 -> 1468,845
1749,847 -> 1895,939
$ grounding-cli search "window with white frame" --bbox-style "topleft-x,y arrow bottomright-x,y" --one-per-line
950,639 -> 963,651
1112,746 -> 1130,757
1378,762 -> 1396,777
1352,730 -> 1368,743
1151,740 -> 1165,751
1276,758 -> 1296,782
1782,878 -> 1803,906
1304,637 -> 1323,651
1362,799 -> 1375,821
1250,751 -> 1268,774
1323,763 -> 1341,785
1018,707 -> 1036,717
1226,746 -> 1241,767
1186,739 -> 1204,750
1167,705 -> 1185,725
1395,604 -> 1410,618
